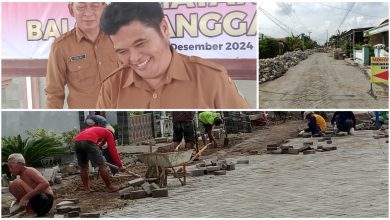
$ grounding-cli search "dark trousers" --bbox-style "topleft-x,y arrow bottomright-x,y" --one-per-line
336,116 -> 353,132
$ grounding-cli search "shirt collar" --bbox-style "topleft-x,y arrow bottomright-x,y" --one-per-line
122,47 -> 190,88
75,26 -> 103,43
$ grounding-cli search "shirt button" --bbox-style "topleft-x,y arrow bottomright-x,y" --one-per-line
99,61 -> 102,65
78,66 -> 81,69
152,93 -> 158,99
95,46 -> 98,49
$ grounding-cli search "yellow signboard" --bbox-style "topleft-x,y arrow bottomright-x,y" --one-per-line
371,57 -> 388,83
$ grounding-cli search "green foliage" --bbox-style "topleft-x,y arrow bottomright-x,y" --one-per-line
285,35 -> 303,51
259,37 -> 280,59
59,128 -> 79,150
129,111 -> 144,116
355,43 -> 363,50
342,40 -> 352,58
2,135 -> 67,167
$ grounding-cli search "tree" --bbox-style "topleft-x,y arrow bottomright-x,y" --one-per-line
285,34 -> 303,51
259,37 -> 280,59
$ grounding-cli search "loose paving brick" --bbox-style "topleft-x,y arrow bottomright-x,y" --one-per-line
237,159 -> 249,164
66,211 -> 80,218
214,170 -> 227,175
56,201 -> 75,208
42,168 -> 56,185
216,161 -> 227,170
317,146 -> 323,149
128,178 -> 145,187
152,188 -> 168,198
303,142 -> 314,145
57,206 -> 81,214
9,202 -> 23,215
287,148 -> 299,155
123,190 -> 147,200
303,150 -> 316,155
119,186 -> 135,196
280,145 -> 293,150
191,169 -> 205,177
249,150 -> 259,155
326,140 -> 333,144
196,163 -> 206,168
206,166 -> 221,172
150,183 -> 160,191
80,212 -> 101,218
298,145 -> 311,152
269,149 -> 283,154
61,198 -> 79,204
141,182 -> 152,196
226,163 -> 236,171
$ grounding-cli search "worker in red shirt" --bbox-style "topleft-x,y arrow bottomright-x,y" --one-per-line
74,126 -> 125,193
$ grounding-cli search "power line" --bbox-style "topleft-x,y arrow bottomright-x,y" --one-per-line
259,6 -> 297,36
317,2 -> 383,18
337,2 -> 355,31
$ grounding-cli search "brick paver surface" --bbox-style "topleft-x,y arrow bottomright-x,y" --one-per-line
104,130 -> 388,218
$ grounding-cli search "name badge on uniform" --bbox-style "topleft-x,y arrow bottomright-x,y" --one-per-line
70,54 -> 86,62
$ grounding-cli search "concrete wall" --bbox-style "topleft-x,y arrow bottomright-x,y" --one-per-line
1,111 -> 80,138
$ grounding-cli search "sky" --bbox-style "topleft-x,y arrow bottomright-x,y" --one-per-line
259,2 -> 389,45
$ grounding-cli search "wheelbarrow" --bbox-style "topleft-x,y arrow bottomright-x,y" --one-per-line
137,149 -> 193,187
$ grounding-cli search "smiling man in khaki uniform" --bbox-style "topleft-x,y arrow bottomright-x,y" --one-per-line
97,2 -> 251,109
45,2 -> 119,109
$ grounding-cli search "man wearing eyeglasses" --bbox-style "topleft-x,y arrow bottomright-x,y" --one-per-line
45,2 -> 119,108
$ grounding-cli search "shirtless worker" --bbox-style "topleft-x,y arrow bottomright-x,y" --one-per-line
7,153 -> 54,217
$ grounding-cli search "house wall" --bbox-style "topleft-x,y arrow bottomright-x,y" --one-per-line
1,111 -> 79,138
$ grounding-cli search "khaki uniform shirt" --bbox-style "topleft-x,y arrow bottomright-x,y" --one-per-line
45,27 -> 119,108
97,48 -> 251,109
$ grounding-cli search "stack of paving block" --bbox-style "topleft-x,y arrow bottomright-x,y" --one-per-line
266,141 -> 337,155
119,178 -> 168,200
190,158 -> 249,177
55,199 -> 85,218
224,115 -> 252,134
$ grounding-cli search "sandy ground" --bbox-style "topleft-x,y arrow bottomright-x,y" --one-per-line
259,53 -> 388,109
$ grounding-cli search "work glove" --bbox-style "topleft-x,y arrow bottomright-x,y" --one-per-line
298,130 -> 305,136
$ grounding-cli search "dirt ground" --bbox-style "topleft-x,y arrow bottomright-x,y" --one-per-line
259,53 -> 388,109
1,114 -> 376,217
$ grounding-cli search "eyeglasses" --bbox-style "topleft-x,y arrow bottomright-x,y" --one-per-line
73,3 -> 103,12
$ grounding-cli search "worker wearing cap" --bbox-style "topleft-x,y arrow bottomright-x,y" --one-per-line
300,111 -> 327,136
198,112 -> 223,147
45,2 -> 119,108
74,126 -> 125,192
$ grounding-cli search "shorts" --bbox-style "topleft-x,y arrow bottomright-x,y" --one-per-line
30,193 -> 54,217
199,122 -> 212,135
173,121 -> 195,143
75,140 -> 104,167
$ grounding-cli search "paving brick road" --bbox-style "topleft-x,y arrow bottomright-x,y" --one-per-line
104,130 -> 388,218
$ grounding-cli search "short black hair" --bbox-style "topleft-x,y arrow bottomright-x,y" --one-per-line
100,2 -> 164,36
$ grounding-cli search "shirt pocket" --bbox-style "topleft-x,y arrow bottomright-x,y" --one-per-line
67,59 -> 92,83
